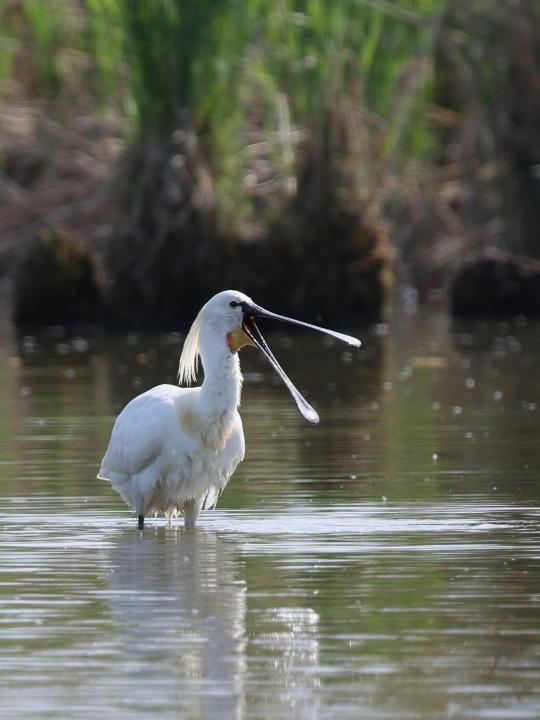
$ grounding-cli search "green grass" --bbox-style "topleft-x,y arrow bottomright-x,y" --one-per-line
22,0 -> 61,92
1,0 -> 447,225
82,1 -> 446,158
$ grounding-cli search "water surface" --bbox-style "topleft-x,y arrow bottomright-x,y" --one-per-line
0,309 -> 539,718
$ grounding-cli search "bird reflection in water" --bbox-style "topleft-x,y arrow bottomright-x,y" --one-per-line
107,528 -> 246,719
106,526 -> 322,719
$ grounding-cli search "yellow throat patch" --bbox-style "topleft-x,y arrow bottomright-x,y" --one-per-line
227,326 -> 256,353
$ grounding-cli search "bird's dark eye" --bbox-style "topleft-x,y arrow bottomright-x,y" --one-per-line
230,301 -> 239,308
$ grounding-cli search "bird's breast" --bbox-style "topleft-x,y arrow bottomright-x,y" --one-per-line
179,406 -> 200,435
179,405 -> 235,454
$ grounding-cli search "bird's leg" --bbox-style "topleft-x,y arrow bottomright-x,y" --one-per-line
183,497 -> 203,529
137,514 -> 145,530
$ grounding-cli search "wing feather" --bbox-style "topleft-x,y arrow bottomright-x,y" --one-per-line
98,385 -> 188,491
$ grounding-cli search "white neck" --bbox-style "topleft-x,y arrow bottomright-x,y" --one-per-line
196,325 -> 243,426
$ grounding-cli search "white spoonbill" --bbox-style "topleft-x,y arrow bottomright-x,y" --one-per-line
98,290 -> 361,529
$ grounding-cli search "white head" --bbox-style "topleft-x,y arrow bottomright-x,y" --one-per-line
178,289 -> 361,424
178,290 -> 253,386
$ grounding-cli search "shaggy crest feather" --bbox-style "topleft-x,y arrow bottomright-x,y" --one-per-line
178,309 -> 203,386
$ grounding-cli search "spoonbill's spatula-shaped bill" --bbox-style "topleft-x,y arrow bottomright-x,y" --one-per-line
238,301 -> 361,424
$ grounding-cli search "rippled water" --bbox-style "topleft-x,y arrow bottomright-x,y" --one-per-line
1,308 -> 540,719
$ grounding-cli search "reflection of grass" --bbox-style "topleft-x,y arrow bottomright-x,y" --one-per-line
0,351 -> 116,497
244,551 -> 449,671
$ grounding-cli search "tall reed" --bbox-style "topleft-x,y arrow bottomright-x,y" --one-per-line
1,0 -> 446,224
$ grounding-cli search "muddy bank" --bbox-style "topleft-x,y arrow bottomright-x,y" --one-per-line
106,211 -> 390,331
11,220 -> 390,330
5,118 -> 391,330
451,250 -> 540,318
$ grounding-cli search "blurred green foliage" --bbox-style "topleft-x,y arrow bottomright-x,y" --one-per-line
83,0 -> 444,146
0,0 -> 445,218
4,0 -> 538,306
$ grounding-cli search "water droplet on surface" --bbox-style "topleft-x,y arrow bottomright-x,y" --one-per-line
71,337 -> 89,353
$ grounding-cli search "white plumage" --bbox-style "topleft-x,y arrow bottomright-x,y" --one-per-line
98,290 -> 360,528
